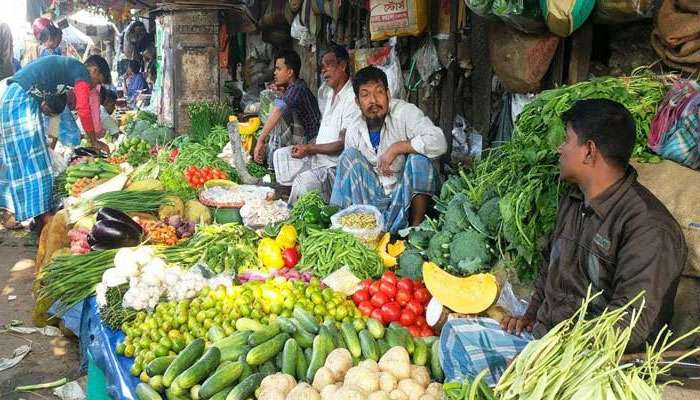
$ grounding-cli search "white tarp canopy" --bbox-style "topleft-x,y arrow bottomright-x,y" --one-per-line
62,24 -> 94,46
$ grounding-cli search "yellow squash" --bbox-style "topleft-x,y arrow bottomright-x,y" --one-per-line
422,261 -> 498,314
376,233 -> 397,268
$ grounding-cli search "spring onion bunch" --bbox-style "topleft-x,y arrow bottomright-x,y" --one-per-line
494,289 -> 700,399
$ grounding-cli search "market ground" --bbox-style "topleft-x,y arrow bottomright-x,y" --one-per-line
0,229 -> 699,400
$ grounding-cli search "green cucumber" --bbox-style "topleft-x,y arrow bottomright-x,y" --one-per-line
237,356 -> 253,381
165,388 -> 189,400
191,385 -> 202,400
412,339 -> 428,366
385,327 -> 407,349
225,372 -> 265,400
275,317 -> 297,334
359,329 -> 380,361
170,347 -> 221,394
150,376 -> 164,392
245,333 -> 289,366
295,350 -> 308,382
406,333 -> 415,355
366,319 -> 385,339
209,386 -> 233,400
341,322 -> 362,358
322,321 -> 340,347
248,322 -> 280,346
281,338 -> 299,376
208,326 -> 226,342
318,325 -> 335,348
199,362 -> 243,400
352,319 -> 366,332
136,383 -> 163,400
421,336 -> 438,346
430,340 -> 443,381
146,356 -> 176,377
213,331 -> 252,361
292,321 -> 315,348
304,347 -> 313,364
377,339 -> 390,356
235,318 -> 264,332
163,338 -> 205,387
306,334 -> 333,382
259,360 -> 277,375
293,307 -> 320,334
275,350 -> 284,370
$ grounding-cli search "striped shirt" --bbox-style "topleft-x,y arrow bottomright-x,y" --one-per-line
273,79 -> 321,141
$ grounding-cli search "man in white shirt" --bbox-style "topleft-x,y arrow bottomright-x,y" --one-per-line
100,89 -> 120,138
330,66 -> 447,233
272,45 -> 360,204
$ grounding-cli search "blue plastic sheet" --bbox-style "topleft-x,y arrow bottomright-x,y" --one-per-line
78,297 -> 139,400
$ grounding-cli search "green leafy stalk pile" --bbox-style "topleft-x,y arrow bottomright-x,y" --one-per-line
188,101 -> 232,145
159,142 -> 240,200
99,284 -> 138,330
403,73 -> 667,282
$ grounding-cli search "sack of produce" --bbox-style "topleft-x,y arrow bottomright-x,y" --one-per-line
593,0 -> 654,23
540,0 -> 596,37
488,22 -> 560,93
651,0 -> 700,73
493,0 -> 548,34
633,160 -> 700,278
369,0 -> 429,41
331,205 -> 385,245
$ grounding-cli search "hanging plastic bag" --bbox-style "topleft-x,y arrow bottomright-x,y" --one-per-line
369,0 -> 429,41
540,0 -> 596,37
493,0 -> 547,34
352,39 -> 405,99
464,0 -> 496,17
291,14 -> 314,47
414,38 -> 443,84
594,0 -> 654,23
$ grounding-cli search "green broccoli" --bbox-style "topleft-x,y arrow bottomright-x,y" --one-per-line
428,231 -> 453,266
442,193 -> 469,234
478,196 -> 501,234
398,249 -> 425,280
440,175 -> 465,201
448,230 -> 491,275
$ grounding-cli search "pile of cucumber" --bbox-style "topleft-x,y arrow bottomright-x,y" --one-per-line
65,160 -> 120,192
135,306 -> 443,400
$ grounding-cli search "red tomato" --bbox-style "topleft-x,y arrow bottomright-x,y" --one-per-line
381,271 -> 398,286
370,308 -> 385,324
414,288 -> 431,305
419,326 -> 434,337
379,281 -> 397,299
202,167 -> 211,174
371,292 -> 389,308
414,315 -> 427,328
397,278 -> 414,293
413,279 -> 425,289
407,325 -> 421,337
358,301 -> 374,316
369,280 -> 382,296
352,289 -> 370,305
380,302 -> 401,322
398,309 -> 417,327
405,300 -> 424,317
395,289 -> 412,306
359,279 -> 373,291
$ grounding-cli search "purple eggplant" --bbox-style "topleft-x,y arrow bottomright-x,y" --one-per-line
96,208 -> 143,235
90,220 -> 142,249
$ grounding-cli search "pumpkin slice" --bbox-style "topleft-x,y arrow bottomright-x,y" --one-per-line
387,240 -> 405,257
422,262 -> 498,314
376,232 -> 397,268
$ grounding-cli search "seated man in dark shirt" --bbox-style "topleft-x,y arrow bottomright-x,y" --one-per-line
440,99 -> 687,386
253,49 -> 321,165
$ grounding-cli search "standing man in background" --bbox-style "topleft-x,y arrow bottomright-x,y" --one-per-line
0,23 -> 13,81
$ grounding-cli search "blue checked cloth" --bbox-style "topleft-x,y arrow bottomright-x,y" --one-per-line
0,82 -> 53,221
440,318 -> 533,386
658,93 -> 700,170
330,147 -> 438,233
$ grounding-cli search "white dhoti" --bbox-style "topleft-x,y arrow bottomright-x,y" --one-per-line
273,146 -> 335,204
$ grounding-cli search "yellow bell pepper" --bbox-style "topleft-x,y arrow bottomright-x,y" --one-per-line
258,238 -> 284,269
275,224 -> 297,249
377,232 -> 397,268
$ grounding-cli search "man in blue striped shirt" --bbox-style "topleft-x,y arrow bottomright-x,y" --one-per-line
254,49 -> 321,164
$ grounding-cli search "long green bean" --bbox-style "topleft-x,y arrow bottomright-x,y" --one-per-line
297,229 -> 383,279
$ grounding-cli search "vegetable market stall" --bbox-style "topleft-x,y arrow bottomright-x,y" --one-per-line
32,72 -> 700,400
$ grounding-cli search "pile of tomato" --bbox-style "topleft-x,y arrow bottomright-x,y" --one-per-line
352,271 -> 433,337
183,166 -> 228,189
